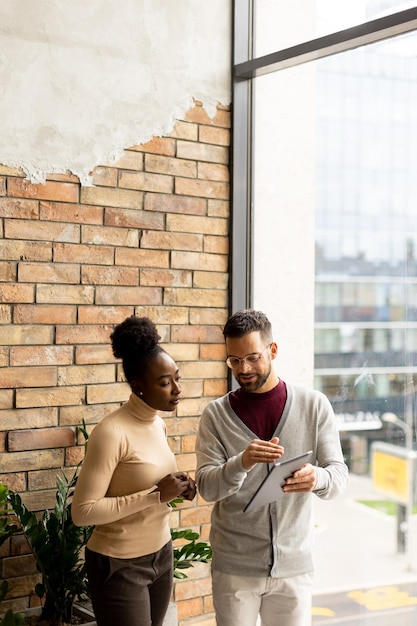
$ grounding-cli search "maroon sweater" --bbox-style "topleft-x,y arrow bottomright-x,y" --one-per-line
229,379 -> 287,440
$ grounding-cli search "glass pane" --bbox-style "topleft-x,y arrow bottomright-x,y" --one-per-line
251,22 -> 417,620
253,0 -> 416,58
313,27 -> 417,609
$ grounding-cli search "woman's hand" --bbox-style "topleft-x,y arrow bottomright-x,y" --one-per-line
155,472 -> 192,502
182,476 -> 197,501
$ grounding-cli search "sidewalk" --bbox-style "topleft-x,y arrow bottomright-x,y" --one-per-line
312,473 -> 417,595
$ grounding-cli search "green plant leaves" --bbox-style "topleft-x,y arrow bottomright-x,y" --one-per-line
171,527 -> 212,579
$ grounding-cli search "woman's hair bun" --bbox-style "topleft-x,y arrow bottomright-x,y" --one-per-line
111,316 -> 161,360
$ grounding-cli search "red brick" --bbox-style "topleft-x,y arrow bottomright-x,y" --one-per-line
18,262 -> 80,284
119,170 -> 173,194
200,344 -> 226,360
0,407 -> 57,431
176,141 -> 229,165
203,379 -> 227,397
54,243 -> 114,265
140,269 -> 192,288
0,240 -> 52,262
8,427 -> 75,452
203,235 -> 228,255
198,162 -> 230,182
57,364 -> 115,386
115,247 -> 169,268
177,596 -> 203,620
0,389 -> 13,409
2,554 -> 37,577
144,192 -> 206,216
170,251 -> 227,272
55,325 -> 113,345
175,177 -> 229,200
16,386 -> 85,409
7,178 -> 79,203
39,201 -> 103,224
112,150 -> 144,170
75,344 -> 115,364
132,137 -> 176,156
4,219 -> 80,242
199,125 -> 230,147
145,154 -> 196,178
28,468 -> 62,491
77,306 -> 134,325
207,198 -> 229,218
91,166 -> 118,187
0,366 -> 57,389
0,198 -> 39,218
80,185 -> 144,209
167,214 -> 227,235
0,284 -> 34,303
0,473 -> 25,492
65,446 -> 85,466
81,224 -> 138,247
95,286 -> 162,306
36,285 -> 94,305
0,325 -> 53,345
104,206 -> 164,230
0,306 -> 11,326
184,104 -> 213,125
13,305 -> 77,325
171,325 -> 224,343
81,265 -> 138,286
0,261 -> 16,281
141,231 -> 202,251
0,449 -> 65,472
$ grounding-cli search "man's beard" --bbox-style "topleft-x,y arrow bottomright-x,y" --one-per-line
236,366 -> 271,392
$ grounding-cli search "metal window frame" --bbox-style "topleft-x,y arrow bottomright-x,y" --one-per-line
231,3 -> 417,314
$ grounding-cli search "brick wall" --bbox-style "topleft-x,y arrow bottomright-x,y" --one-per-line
0,101 -> 230,626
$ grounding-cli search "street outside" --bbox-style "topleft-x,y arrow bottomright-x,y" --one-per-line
311,473 -> 417,625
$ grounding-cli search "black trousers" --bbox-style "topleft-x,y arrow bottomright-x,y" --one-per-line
85,541 -> 173,626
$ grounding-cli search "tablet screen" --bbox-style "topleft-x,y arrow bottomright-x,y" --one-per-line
243,450 -> 314,513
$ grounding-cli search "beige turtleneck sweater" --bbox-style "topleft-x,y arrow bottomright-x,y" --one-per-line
72,393 -> 177,559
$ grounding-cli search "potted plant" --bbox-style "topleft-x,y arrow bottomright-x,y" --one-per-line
2,469 -> 94,626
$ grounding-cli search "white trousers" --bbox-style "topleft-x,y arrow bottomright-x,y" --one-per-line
212,570 -> 313,626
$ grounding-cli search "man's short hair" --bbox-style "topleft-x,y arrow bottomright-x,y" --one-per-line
223,309 -> 273,342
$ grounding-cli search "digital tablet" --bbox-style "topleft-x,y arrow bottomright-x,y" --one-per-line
243,450 -> 314,513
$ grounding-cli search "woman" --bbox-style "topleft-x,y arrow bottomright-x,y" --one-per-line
72,315 -> 196,626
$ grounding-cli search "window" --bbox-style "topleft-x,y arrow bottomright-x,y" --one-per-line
233,1 -> 417,620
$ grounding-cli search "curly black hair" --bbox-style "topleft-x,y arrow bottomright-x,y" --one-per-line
223,309 -> 273,343
110,316 -> 164,385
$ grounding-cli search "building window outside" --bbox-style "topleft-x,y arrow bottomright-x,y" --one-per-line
314,27 -> 417,459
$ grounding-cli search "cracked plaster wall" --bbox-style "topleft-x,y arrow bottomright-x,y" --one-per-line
0,0 -> 231,185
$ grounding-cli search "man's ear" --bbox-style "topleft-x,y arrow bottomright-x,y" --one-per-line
270,342 -> 278,360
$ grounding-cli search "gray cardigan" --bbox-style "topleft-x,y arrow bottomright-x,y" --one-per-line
195,383 -> 349,578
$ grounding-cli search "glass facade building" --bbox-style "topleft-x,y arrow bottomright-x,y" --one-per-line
314,13 -> 417,461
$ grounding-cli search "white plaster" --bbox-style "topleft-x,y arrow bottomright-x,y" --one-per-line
0,0 -> 231,184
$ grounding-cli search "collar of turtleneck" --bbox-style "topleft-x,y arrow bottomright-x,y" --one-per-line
126,392 -> 158,422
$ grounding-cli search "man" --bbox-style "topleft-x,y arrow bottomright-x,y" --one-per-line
196,309 -> 348,626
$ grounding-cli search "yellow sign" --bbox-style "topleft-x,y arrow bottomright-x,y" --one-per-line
372,449 -> 410,504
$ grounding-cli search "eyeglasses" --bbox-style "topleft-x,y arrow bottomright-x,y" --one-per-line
225,344 -> 271,369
